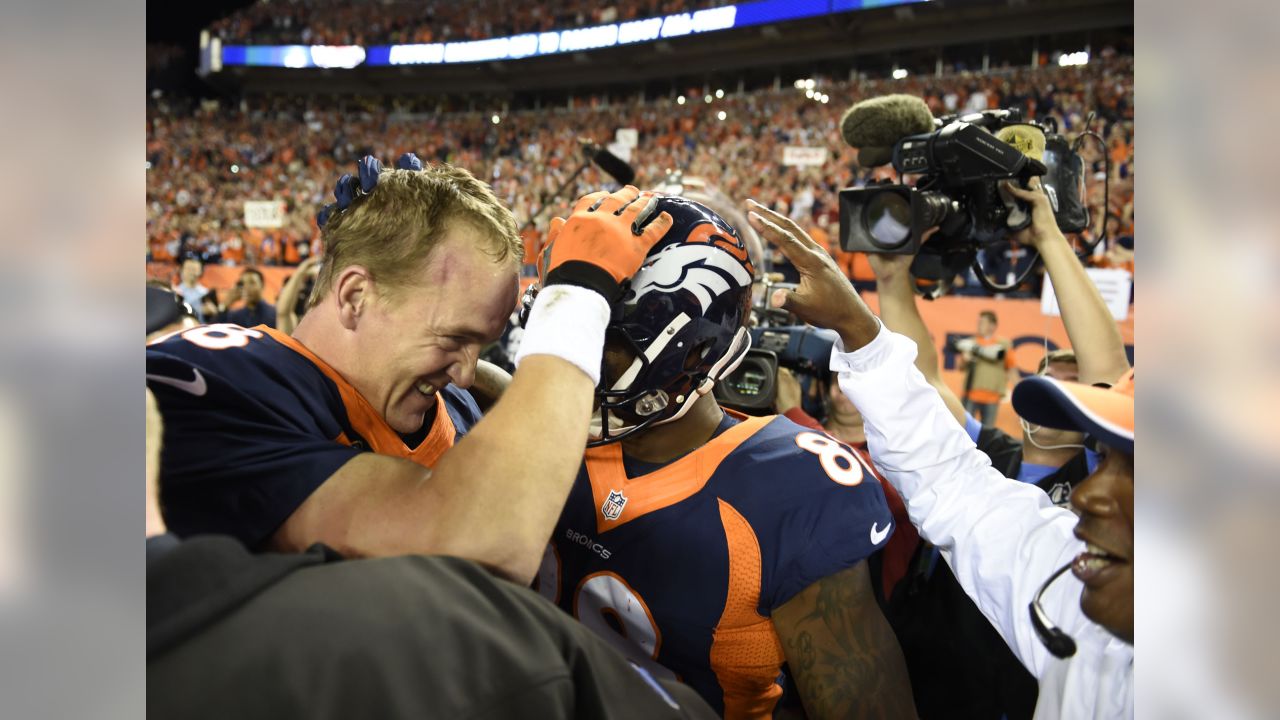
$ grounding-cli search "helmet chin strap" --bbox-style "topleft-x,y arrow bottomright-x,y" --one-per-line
588,327 -> 752,445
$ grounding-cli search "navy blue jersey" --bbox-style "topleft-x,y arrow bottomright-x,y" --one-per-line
146,323 -> 481,547
536,413 -> 893,718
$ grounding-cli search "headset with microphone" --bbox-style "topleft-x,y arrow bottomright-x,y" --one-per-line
1029,561 -> 1078,659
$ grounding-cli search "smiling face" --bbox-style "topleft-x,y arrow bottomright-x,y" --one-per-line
1070,446 -> 1135,642
349,225 -> 518,435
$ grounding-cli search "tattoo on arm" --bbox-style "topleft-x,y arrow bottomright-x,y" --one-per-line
773,561 -> 917,719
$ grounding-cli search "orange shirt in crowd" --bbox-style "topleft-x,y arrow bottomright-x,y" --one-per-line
245,228 -> 267,263
283,236 -> 302,265
151,237 -> 174,263
222,234 -> 245,266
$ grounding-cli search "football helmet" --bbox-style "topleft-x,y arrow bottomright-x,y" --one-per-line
590,195 -> 756,445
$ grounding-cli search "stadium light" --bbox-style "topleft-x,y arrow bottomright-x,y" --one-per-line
704,94 -> 713,103
804,79 -> 816,90
1058,51 -> 1089,67
892,68 -> 909,80
793,79 -> 805,89
715,88 -> 724,99
491,114 -> 501,124
231,164 -> 240,174
717,110 -> 727,121
805,89 -> 814,99
821,95 -> 830,104
677,95 -> 686,105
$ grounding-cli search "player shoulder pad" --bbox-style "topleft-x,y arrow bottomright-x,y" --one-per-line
719,414 -> 878,490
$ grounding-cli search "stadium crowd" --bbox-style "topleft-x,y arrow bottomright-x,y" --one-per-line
208,0 -> 733,46
147,51 -> 1134,297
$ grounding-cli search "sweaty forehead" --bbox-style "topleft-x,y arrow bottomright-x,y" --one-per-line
424,248 -> 517,328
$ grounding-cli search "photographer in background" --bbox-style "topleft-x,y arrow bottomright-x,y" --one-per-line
954,310 -> 1018,428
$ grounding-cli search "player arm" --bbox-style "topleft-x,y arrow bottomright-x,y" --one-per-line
271,353 -> 593,583
274,256 -> 318,334
1005,182 -> 1130,385
867,252 -> 967,425
772,561 -> 917,719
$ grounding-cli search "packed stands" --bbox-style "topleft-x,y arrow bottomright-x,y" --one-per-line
146,52 -> 1133,282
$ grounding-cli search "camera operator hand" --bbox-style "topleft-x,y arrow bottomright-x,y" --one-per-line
1003,179 -> 1067,251
746,199 -> 880,350
865,251 -> 914,287
1001,180 -> 1130,386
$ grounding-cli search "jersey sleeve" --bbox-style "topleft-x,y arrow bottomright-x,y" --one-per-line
147,334 -> 362,548
975,425 -> 1024,478
440,386 -> 483,435
733,419 -> 895,612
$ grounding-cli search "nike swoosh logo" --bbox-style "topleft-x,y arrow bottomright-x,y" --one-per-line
870,522 -> 892,545
146,368 -> 208,397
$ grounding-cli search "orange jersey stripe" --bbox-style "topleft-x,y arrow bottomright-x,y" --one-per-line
710,499 -> 785,719
257,326 -> 456,467
584,414 -> 772,534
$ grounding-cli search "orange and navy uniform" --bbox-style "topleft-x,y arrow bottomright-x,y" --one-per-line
145,323 -> 481,547
537,412 -> 894,718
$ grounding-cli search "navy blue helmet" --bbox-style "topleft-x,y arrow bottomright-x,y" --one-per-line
591,196 -> 756,445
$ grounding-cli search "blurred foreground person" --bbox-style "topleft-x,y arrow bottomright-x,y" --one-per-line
147,153 -> 673,583
747,199 -> 1132,718
145,390 -> 715,720
536,197 -> 914,719
145,285 -> 198,342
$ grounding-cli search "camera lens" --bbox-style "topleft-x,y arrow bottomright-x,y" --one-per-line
864,192 -> 912,249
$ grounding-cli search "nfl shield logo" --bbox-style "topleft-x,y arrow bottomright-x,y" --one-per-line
602,490 -> 628,521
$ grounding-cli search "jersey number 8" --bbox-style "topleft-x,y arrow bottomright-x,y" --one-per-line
795,431 -> 873,486
181,324 -> 264,350
534,544 -> 675,680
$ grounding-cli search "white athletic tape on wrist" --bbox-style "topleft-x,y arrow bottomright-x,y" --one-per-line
514,284 -> 610,385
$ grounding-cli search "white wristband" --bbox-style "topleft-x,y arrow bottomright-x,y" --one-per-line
514,284 -> 610,385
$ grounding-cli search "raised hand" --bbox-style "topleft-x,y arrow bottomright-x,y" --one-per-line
746,199 -> 880,350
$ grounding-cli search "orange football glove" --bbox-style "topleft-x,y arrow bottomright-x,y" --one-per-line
543,186 -> 674,301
